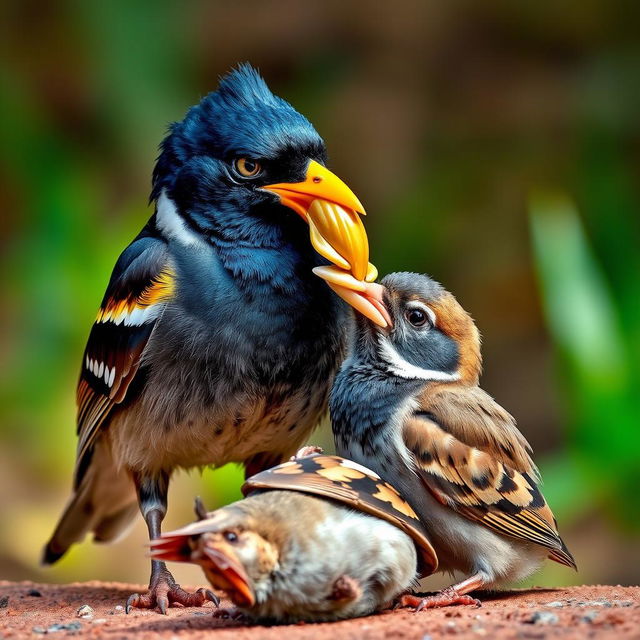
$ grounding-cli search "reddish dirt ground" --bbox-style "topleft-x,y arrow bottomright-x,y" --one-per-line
0,582 -> 638,639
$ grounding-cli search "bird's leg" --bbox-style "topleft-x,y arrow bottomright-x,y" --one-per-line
126,472 -> 218,614
398,573 -> 484,611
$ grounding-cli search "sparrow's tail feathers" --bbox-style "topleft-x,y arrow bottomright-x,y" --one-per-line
42,446 -> 137,565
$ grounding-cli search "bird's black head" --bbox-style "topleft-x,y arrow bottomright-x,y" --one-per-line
152,64 -> 324,217
150,64 -> 374,286
350,272 -> 482,385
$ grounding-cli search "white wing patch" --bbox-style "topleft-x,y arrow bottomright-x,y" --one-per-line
85,358 -> 116,388
96,303 -> 163,327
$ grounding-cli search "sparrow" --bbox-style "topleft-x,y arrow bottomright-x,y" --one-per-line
42,64 -> 378,614
324,271 -> 577,609
151,452 -> 438,623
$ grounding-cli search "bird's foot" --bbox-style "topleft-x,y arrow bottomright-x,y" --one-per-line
212,607 -> 247,621
291,445 -> 323,460
126,566 -> 219,614
398,587 -> 481,611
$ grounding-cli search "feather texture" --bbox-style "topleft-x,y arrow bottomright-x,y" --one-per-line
403,408 -> 575,569
75,231 -> 173,486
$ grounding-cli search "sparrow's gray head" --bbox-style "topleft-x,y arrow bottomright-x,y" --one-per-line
355,272 -> 482,385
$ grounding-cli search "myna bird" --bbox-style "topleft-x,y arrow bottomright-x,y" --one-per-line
326,272 -> 576,609
42,65 -> 378,614
151,452 -> 438,622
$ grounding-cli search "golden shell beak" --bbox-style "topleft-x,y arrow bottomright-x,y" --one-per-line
262,160 -> 377,283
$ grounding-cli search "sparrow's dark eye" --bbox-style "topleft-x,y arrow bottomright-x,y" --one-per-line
405,306 -> 433,328
223,531 -> 238,543
234,158 -> 262,178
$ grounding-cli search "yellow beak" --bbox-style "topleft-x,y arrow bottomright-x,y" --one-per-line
262,160 -> 377,282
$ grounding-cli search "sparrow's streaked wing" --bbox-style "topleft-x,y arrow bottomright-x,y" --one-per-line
404,411 -> 576,568
416,384 -> 536,474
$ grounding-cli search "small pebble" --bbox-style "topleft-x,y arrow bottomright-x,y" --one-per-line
32,626 -> 46,634
92,618 -> 107,625
47,622 -> 82,633
76,604 -> 94,618
545,601 -> 564,608
114,605 -> 124,612
613,600 -> 633,607
27,589 -> 42,597
581,610 -> 599,623
584,600 -> 611,608
529,611 -> 559,625
0,596 -> 9,608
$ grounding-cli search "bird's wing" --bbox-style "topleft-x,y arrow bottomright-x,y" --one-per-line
75,231 -> 174,486
403,392 -> 576,569
416,384 -> 536,474
242,454 -> 438,576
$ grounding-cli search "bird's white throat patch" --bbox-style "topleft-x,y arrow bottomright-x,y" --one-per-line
156,191 -> 206,248
377,335 -> 460,382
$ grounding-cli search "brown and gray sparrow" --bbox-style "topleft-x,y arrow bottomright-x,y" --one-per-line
325,271 -> 577,609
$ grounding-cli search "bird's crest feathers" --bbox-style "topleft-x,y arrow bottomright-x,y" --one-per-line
217,64 -> 281,109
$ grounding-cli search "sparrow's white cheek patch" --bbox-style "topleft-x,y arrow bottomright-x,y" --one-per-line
377,336 -> 460,382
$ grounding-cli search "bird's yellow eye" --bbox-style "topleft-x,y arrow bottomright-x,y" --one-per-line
234,157 -> 262,178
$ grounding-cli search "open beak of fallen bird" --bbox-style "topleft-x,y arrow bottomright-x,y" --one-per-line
150,529 -> 256,607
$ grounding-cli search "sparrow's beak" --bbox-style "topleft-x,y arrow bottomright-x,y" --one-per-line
312,266 -> 392,328
262,160 -> 377,282
150,534 -> 256,607
197,544 -> 256,608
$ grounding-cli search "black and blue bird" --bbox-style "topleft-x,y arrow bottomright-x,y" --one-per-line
43,65 -> 378,613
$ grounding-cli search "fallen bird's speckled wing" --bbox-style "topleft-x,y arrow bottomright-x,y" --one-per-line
241,453 -> 438,576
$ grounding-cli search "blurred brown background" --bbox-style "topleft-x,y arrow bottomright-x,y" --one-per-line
1,1 -> 639,589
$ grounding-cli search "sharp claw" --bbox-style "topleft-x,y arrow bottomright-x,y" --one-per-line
126,594 -> 139,614
157,596 -> 169,615
203,589 -> 220,607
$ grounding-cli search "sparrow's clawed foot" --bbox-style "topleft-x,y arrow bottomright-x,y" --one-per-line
398,587 -> 481,611
126,565 -> 219,614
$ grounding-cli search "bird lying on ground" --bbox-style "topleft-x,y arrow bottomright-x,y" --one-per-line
151,452 -> 438,623
324,271 -> 577,609
43,64 -> 381,614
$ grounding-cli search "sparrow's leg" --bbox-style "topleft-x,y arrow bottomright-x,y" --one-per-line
126,472 -> 218,614
399,573 -> 484,611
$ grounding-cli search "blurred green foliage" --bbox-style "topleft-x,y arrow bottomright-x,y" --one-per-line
531,194 -> 640,530
1,1 -> 639,587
